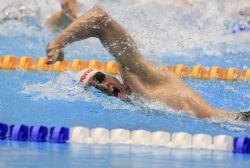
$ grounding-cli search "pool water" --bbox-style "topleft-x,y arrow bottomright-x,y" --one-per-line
0,0 -> 250,167
1,142 -> 250,168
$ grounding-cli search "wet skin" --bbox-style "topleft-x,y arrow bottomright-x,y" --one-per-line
46,5 -> 247,122
88,73 -> 128,98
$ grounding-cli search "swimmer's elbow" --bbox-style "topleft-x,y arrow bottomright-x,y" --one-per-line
194,108 -> 215,119
88,5 -> 109,22
92,5 -> 108,15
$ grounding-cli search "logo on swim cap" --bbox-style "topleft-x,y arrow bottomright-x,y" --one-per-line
75,68 -> 99,85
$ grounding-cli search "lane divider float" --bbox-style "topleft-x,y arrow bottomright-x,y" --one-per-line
0,122 -> 249,154
0,55 -> 250,81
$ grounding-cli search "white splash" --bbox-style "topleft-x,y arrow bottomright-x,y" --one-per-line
0,0 -> 250,59
21,72 -> 94,102
20,71 -> 135,111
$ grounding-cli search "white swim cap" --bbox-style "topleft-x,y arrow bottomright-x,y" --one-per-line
75,68 -> 99,85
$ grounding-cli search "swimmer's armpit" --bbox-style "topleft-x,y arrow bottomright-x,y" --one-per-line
235,111 -> 250,122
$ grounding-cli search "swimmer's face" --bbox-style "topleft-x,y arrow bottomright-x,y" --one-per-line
88,72 -> 126,98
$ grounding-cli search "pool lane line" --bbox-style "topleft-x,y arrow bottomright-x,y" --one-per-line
0,123 -> 250,154
0,55 -> 250,81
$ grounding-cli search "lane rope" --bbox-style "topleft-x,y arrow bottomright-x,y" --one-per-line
0,122 -> 249,154
0,55 -> 250,81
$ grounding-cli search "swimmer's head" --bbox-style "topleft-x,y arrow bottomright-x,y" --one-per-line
75,68 -> 126,98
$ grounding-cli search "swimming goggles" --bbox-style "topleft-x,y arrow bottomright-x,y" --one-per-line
94,72 -> 106,87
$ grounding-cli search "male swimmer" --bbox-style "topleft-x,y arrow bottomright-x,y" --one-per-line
46,5 -> 250,122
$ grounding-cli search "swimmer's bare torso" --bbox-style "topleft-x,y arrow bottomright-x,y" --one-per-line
46,5 -> 246,121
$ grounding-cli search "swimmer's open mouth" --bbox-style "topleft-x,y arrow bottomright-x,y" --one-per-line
112,87 -> 121,97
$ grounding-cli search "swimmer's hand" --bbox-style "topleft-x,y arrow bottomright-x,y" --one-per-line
46,41 -> 64,65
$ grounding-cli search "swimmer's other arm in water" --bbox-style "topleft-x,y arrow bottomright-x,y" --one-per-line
46,5 -> 250,122
45,0 -> 78,32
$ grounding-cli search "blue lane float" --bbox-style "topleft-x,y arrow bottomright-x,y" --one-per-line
232,24 -> 250,34
234,137 -> 250,153
50,126 -> 69,143
0,123 -> 8,140
30,125 -> 48,142
1,122 -> 250,154
9,124 -> 28,141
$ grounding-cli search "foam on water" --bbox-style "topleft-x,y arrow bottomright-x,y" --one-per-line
21,72 -> 88,101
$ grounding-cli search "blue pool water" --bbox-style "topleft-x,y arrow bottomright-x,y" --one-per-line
1,0 -> 250,167
1,142 -> 250,168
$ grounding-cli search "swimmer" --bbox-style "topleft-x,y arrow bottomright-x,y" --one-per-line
45,0 -> 78,32
46,5 -> 250,122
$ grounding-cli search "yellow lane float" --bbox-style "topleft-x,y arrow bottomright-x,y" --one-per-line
0,55 -> 249,81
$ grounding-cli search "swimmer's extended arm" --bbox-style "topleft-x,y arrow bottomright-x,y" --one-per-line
47,5 -> 151,75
